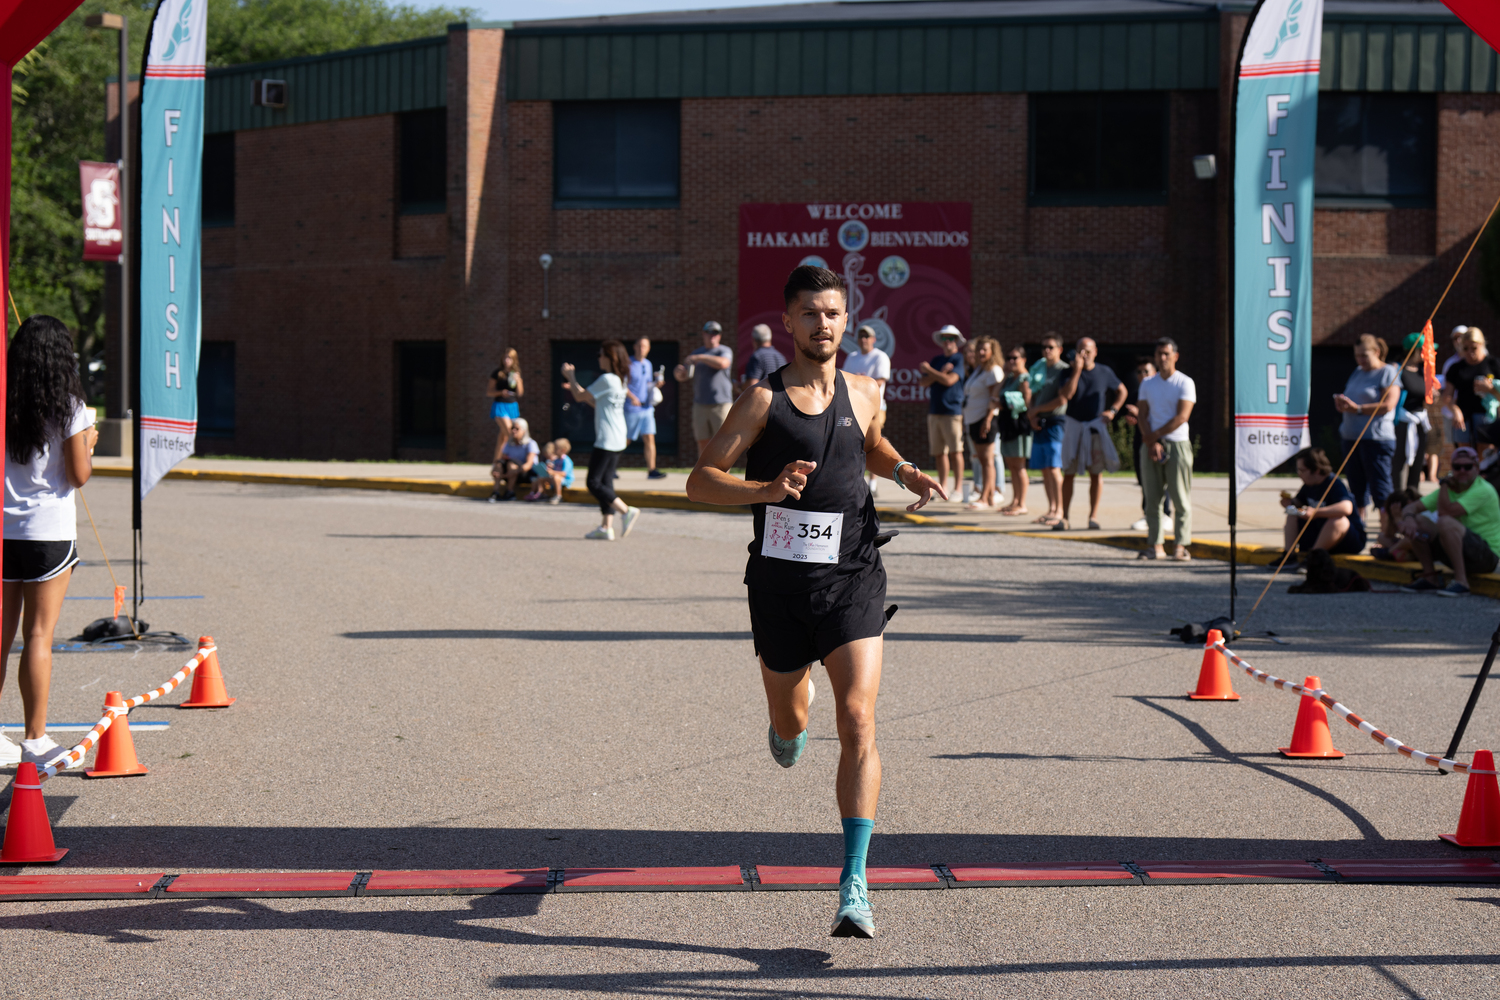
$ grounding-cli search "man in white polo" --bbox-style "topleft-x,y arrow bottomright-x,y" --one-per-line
842,324 -> 891,495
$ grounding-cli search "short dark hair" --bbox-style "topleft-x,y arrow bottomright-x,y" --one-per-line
783,265 -> 847,307
1155,337 -> 1179,354
1041,332 -> 1062,349
1297,447 -> 1333,476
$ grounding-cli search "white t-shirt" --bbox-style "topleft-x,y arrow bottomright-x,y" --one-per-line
1138,370 -> 1197,443
4,401 -> 93,541
588,373 -> 628,453
842,348 -> 891,411
962,366 -> 1002,423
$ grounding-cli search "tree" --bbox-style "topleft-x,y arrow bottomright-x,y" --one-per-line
7,0 -> 474,390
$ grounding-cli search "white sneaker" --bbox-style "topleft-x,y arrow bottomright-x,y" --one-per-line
0,733 -> 20,765
21,734 -> 83,770
1131,518 -> 1148,531
868,477 -> 878,497
619,506 -> 641,538
585,526 -> 615,541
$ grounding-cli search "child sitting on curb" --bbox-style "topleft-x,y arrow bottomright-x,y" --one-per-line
527,438 -> 574,504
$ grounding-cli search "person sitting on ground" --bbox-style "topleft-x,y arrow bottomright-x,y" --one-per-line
1271,447 -> 1366,566
1398,446 -> 1500,597
1371,487 -> 1421,561
532,438 -> 575,505
2,315 -> 99,769
524,441 -> 557,501
491,418 -> 539,502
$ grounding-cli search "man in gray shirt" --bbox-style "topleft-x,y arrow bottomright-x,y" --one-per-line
676,320 -> 735,458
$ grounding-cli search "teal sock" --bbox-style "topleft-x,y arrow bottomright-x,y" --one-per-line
840,817 -> 873,884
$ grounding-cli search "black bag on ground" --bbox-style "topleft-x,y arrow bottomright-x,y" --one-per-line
78,616 -> 148,641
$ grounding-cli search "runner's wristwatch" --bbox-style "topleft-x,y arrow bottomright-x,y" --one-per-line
892,461 -> 914,491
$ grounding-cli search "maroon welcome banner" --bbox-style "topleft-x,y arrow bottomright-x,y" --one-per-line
79,160 -> 122,262
737,202 -> 972,404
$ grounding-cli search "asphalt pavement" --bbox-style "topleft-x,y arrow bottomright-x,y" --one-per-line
4,476 -> 1499,998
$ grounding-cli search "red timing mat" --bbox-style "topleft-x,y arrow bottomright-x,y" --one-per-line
362,869 -> 550,895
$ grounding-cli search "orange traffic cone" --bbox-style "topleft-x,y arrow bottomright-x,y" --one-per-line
1440,749 -> 1500,848
1188,629 -> 1240,700
85,691 -> 149,778
180,636 -> 235,708
1278,677 -> 1344,758
1,763 -> 68,864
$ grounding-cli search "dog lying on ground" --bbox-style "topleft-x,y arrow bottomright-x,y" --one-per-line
1287,548 -> 1371,594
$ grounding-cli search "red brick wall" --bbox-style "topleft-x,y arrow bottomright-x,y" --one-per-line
193,48 -> 1499,470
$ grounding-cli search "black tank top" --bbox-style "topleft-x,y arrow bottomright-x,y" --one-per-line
744,368 -> 879,594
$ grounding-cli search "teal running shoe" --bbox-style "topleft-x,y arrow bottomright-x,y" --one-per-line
768,724 -> 807,768
830,873 -> 875,938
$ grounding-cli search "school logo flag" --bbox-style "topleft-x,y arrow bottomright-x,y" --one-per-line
138,0 -> 205,496
1233,0 -> 1323,495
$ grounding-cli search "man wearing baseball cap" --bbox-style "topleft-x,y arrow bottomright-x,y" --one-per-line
918,325 -> 967,499
1399,445 -> 1500,597
676,320 -> 735,460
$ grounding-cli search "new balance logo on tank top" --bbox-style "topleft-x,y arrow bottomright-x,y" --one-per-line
744,369 -> 881,594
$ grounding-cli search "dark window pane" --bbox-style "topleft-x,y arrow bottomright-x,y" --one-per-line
399,108 -> 446,214
202,133 -> 235,227
197,341 -> 235,436
554,100 -> 680,205
397,341 -> 446,449
1032,93 -> 1166,204
1099,95 -> 1166,193
1033,95 -> 1096,193
1316,93 -> 1435,200
554,104 -> 618,199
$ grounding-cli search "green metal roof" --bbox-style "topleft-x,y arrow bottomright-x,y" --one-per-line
504,19 -> 1222,100
1320,19 -> 1496,92
205,35 -> 447,134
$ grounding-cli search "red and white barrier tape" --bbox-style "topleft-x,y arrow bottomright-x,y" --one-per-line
39,645 -> 215,781
1213,641 -> 1498,776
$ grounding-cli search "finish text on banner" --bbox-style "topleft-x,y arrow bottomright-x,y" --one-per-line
737,202 -> 971,403
1233,0 -> 1323,495
138,0 -> 205,496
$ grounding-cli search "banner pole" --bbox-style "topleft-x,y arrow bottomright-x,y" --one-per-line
1225,0 -> 1267,626
1440,621 -> 1499,775
132,5 -> 160,623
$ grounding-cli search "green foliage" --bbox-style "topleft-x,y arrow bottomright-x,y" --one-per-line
1106,417 -> 1134,473
206,1 -> 475,66
7,0 -> 472,360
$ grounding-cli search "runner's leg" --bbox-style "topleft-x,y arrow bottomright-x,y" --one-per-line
760,660 -> 813,740
823,636 -> 882,821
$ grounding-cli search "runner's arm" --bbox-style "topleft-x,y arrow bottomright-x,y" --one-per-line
686,386 -> 780,504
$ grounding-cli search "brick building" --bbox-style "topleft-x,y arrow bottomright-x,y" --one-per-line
103,0 -> 1500,470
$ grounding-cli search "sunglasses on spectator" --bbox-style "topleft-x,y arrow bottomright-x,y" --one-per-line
1453,463 -> 1477,471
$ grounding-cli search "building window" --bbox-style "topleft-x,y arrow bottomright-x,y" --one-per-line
1029,93 -> 1169,206
550,340 -> 680,456
396,341 -> 446,450
553,100 -> 680,208
399,108 -> 447,215
202,133 -> 235,227
1315,93 -> 1435,206
197,341 -> 235,436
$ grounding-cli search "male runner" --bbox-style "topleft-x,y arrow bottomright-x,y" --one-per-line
686,265 -> 945,938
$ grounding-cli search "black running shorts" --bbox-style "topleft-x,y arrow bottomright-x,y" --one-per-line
2,539 -> 79,583
748,566 -> 888,673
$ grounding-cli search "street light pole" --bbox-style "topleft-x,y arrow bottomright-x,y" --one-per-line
86,12 -> 130,425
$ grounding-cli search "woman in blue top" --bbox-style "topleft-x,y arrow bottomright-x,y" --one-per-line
1334,335 -> 1398,530
562,339 -> 641,541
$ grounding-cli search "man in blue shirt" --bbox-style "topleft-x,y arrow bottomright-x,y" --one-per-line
739,324 -> 788,394
625,337 -> 667,479
919,325 -> 966,499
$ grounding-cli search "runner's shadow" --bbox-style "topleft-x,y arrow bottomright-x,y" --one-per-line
341,629 -> 754,641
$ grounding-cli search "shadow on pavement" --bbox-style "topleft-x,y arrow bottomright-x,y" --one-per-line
10,825 -> 1492,871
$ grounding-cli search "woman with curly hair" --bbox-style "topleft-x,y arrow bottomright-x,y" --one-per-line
1,315 -> 97,769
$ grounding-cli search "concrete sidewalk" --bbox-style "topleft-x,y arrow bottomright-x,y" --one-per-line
95,456 -> 1475,595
